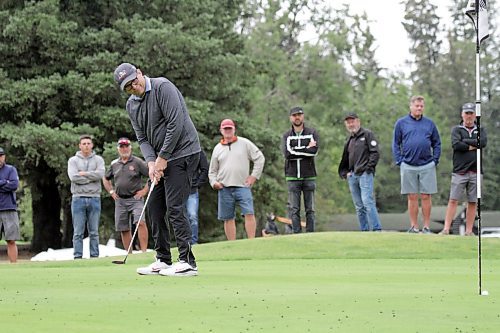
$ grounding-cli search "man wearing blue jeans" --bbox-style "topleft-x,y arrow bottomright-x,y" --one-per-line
338,113 -> 382,231
67,135 -> 105,259
282,107 -> 319,233
186,150 -> 208,244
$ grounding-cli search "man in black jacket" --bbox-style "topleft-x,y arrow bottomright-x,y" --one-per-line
282,106 -> 319,233
439,103 -> 487,236
338,113 -> 382,231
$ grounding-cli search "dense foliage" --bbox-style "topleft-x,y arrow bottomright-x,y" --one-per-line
0,0 -> 497,250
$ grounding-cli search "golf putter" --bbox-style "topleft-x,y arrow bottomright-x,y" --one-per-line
112,181 -> 155,264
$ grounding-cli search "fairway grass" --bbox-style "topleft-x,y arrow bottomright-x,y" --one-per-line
1,232 -> 499,333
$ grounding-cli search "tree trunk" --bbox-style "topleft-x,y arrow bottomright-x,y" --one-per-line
61,187 -> 74,248
30,164 -> 62,252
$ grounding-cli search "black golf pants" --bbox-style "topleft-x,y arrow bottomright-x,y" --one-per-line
148,153 -> 199,266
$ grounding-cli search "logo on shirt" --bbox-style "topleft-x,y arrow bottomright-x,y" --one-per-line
129,165 -> 135,171
371,140 -> 377,147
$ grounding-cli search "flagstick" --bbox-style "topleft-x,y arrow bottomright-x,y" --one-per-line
475,54 -> 482,296
473,0 -> 482,297
465,0 -> 488,296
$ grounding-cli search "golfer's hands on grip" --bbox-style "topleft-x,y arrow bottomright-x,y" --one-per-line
148,157 -> 168,184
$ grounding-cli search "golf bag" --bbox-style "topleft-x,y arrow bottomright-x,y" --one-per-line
263,213 -> 279,235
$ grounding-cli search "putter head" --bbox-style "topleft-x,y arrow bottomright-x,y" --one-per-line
112,260 -> 126,264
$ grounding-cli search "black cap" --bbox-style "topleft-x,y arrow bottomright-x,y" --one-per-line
0,147 -> 4,155
344,112 -> 359,120
289,106 -> 304,116
114,63 -> 138,91
462,102 -> 475,113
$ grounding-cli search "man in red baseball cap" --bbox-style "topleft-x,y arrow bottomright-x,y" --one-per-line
103,138 -> 150,252
208,119 -> 265,240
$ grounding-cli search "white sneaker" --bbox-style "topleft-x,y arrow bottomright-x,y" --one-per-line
136,260 -> 171,275
159,261 -> 198,277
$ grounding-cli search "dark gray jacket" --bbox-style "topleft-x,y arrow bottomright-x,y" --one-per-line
126,77 -> 201,163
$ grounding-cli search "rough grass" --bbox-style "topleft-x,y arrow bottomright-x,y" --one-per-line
1,232 -> 499,333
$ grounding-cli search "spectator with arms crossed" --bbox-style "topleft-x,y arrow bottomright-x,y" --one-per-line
439,103 -> 487,236
282,106 -> 319,233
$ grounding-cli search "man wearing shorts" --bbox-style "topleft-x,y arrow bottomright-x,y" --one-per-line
392,95 -> 441,234
103,138 -> 149,251
439,103 -> 487,236
0,147 -> 20,263
209,119 -> 265,240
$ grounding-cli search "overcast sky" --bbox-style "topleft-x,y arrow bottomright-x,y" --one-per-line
329,0 -> 499,74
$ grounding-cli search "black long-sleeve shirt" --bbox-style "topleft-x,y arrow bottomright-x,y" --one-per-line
451,124 -> 487,174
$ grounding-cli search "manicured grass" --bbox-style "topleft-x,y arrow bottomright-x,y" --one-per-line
1,232 -> 499,333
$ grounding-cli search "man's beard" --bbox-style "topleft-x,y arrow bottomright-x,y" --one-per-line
348,126 -> 359,134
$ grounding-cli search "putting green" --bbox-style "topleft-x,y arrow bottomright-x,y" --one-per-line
1,232 -> 499,332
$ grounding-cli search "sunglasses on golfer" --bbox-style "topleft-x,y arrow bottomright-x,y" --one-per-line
124,77 -> 139,90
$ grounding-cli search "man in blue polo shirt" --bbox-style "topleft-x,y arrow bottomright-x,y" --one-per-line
392,95 -> 441,234
0,147 -> 20,263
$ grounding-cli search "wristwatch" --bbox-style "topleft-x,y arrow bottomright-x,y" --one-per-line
109,190 -> 114,194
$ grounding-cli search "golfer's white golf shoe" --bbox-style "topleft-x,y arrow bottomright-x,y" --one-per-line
136,259 -> 171,275
159,261 -> 198,277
